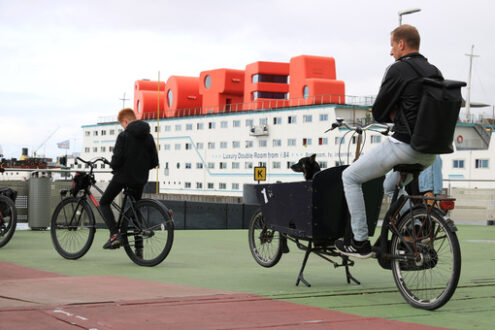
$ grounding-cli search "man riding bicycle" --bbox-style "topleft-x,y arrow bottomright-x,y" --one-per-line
101,108 -> 159,251
335,25 -> 439,258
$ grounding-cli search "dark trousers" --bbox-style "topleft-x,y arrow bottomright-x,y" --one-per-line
100,178 -> 144,236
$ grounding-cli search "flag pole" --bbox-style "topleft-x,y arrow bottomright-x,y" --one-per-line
156,71 -> 160,195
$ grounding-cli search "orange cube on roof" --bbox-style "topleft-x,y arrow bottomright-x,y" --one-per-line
134,90 -> 166,120
134,79 -> 166,92
244,61 -> 290,110
165,76 -> 203,118
289,55 -> 345,105
199,69 -> 245,114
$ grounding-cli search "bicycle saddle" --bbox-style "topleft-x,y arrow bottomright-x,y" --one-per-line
393,163 -> 424,174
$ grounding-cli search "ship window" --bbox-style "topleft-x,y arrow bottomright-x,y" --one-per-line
175,144 -> 181,150
164,144 -> 170,150
259,140 -> 267,147
288,138 -> 296,146
335,161 -> 345,166
85,131 -> 90,136
252,91 -> 287,100
475,159 -> 489,168
303,115 -> 312,123
219,183 -> 227,190
208,162 -> 215,169
186,124 -> 193,130
232,141 -> 240,148
335,137 -> 345,145
245,162 -> 253,169
209,122 -> 216,129
233,120 -> 241,127
273,162 -> 281,169
220,162 -> 227,169
100,147 -> 106,152
93,147 -> 97,152
303,85 -> 309,99
85,147 -> 90,152
232,162 -> 240,169
232,183 -> 239,190
165,125 -> 171,131
197,123 -> 204,130
221,121 -> 228,128
371,135 -> 382,143
273,117 -> 282,125
175,124 -> 181,131
185,182 -> 191,188
204,75 -> 211,89
93,131 -> 98,136
185,163 -> 192,169
208,183 -> 214,189
246,119 -> 254,127
288,116 -> 296,124
110,129 -> 115,135
453,160 -> 464,169
185,143 -> 191,150
273,139 -> 281,147
176,163 -> 180,169
220,142 -> 228,149
196,182 -> 203,189
208,142 -> 215,149
196,142 -> 204,149
319,137 -> 328,145
252,74 -> 288,84
109,146 -> 114,152
320,114 -> 328,121
167,89 -> 173,108
302,138 -> 312,146
196,163 -> 203,169
101,130 -> 106,135
245,141 -> 253,148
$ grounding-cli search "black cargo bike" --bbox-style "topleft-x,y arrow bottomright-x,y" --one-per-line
245,121 -> 461,310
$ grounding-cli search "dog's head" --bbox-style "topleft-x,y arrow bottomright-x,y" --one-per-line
290,154 -> 321,180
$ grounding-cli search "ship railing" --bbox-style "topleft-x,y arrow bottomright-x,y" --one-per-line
136,93 -> 375,120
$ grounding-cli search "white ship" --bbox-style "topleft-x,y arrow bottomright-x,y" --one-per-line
71,103 -> 494,196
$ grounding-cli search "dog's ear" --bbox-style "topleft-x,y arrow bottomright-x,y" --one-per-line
309,154 -> 316,163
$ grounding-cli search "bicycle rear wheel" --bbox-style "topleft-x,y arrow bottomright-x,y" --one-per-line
391,206 -> 461,310
50,197 -> 96,259
0,195 -> 17,248
121,199 -> 174,267
248,209 -> 282,267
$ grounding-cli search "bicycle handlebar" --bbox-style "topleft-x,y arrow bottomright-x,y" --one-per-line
75,157 -> 110,168
325,120 -> 392,135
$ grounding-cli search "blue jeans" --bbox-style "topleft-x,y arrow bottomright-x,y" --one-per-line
342,138 -> 435,241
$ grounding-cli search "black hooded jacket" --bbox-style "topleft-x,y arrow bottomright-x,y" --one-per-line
110,120 -> 159,185
372,53 -> 443,143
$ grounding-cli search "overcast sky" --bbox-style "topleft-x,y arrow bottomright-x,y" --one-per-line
0,0 -> 494,159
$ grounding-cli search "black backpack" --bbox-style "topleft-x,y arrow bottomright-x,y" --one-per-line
401,60 -> 466,154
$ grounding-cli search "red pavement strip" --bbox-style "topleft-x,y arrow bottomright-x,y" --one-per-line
0,262 -> 447,329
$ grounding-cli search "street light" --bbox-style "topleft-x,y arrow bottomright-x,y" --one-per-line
398,8 -> 421,25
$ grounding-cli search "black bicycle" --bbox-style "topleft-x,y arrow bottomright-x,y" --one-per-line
0,185 -> 17,248
50,157 -> 174,266
246,120 -> 461,310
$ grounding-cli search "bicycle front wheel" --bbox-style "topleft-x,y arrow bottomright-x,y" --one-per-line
121,199 -> 174,267
50,197 -> 96,259
0,195 -> 17,248
391,206 -> 461,310
248,209 -> 282,267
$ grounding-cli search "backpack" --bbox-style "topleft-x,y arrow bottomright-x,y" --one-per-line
401,60 -> 466,154
70,172 -> 92,197
0,186 -> 17,214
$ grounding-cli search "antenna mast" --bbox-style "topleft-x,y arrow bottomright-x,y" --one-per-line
465,45 -> 479,122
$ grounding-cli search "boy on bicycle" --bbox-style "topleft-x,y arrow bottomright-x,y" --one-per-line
335,25 -> 439,258
101,108 -> 159,251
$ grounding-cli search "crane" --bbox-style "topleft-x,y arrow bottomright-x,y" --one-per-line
33,126 -> 60,157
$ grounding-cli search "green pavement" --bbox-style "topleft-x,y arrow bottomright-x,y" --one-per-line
1,225 -> 494,329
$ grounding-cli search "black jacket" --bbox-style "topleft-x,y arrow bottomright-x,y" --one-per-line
110,120 -> 159,185
372,53 -> 443,143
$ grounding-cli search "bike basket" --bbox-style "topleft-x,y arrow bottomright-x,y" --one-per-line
70,172 -> 91,197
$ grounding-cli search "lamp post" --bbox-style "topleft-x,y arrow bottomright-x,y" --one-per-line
398,8 -> 421,25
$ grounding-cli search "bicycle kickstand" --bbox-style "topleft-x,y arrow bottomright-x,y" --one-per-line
342,256 -> 360,285
296,241 -> 313,287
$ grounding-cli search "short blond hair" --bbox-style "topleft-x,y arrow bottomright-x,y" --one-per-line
118,108 -> 136,122
391,24 -> 420,50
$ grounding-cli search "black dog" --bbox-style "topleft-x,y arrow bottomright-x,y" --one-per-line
290,154 -> 321,180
